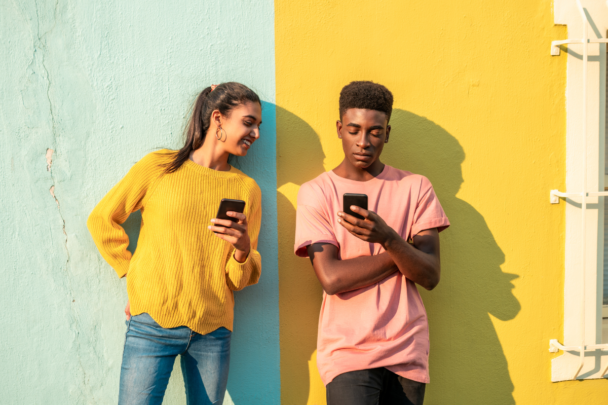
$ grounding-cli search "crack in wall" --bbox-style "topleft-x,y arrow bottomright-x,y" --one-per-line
39,0 -> 69,264
47,150 -> 92,402
47,150 -> 67,257
34,1 -> 95,400
46,148 -> 53,171
38,0 -> 60,142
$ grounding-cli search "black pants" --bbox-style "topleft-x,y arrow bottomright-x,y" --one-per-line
326,368 -> 426,405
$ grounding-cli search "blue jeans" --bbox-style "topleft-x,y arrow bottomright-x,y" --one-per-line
118,313 -> 231,405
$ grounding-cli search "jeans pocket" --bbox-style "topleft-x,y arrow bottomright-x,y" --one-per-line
129,312 -> 160,327
122,317 -> 132,354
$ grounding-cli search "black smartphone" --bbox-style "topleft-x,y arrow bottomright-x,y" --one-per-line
343,193 -> 368,220
215,198 -> 246,222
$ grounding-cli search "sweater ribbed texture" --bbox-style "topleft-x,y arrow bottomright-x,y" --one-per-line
87,150 -> 262,334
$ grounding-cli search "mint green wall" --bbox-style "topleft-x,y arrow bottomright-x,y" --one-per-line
0,1 -> 279,403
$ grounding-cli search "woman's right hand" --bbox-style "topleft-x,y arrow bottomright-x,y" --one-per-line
209,212 -> 251,263
125,300 -> 131,320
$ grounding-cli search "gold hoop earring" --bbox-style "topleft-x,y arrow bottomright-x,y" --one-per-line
216,126 -> 227,142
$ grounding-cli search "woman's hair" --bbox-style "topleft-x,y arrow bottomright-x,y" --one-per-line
163,82 -> 261,173
339,81 -> 393,122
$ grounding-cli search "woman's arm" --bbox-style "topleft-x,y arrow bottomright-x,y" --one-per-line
208,183 -> 262,291
87,153 -> 164,278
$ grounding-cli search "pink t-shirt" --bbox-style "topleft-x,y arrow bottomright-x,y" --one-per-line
294,165 -> 450,385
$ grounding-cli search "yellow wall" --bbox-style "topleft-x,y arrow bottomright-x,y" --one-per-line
276,1 -> 606,403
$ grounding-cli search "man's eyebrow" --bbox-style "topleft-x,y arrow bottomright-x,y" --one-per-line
346,123 -> 384,130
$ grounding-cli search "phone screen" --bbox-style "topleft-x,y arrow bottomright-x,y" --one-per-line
343,193 -> 368,220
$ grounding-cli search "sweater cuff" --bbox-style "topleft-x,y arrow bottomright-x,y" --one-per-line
226,249 -> 254,272
225,249 -> 261,291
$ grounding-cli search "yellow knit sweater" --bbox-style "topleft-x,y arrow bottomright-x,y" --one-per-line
87,150 -> 262,334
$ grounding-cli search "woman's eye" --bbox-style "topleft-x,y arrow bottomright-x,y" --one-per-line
244,121 -> 253,126
348,132 -> 358,135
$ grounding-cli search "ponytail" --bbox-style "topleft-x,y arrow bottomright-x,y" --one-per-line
163,82 -> 261,174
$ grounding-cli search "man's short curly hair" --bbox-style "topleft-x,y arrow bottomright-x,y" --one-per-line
339,81 -> 394,122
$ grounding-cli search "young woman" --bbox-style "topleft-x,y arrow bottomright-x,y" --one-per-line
87,82 -> 263,404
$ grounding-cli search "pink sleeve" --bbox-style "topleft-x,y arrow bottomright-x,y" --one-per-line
410,176 -> 450,237
294,182 -> 338,258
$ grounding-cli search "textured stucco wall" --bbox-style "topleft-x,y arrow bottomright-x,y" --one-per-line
0,1 -> 279,404
275,0 -> 605,404
4,0 -> 608,404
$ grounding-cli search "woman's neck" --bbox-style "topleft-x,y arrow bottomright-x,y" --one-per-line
190,136 -> 231,171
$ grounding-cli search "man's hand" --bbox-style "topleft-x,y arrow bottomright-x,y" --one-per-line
209,212 -> 251,263
339,205 -> 441,290
338,206 -> 398,247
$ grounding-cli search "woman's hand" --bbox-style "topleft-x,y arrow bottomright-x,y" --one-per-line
125,300 -> 131,320
209,212 -> 251,263
338,206 -> 398,248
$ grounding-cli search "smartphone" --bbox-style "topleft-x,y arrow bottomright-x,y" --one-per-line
343,193 -> 368,220
215,198 -> 246,223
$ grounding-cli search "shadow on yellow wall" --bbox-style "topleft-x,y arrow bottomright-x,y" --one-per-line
387,110 -> 521,404
278,107 -> 521,405
277,105 -> 327,404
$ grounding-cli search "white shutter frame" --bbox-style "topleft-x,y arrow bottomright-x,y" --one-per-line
549,0 -> 608,382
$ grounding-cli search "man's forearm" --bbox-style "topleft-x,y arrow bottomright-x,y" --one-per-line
383,230 -> 440,290
308,244 -> 398,295
331,252 -> 398,293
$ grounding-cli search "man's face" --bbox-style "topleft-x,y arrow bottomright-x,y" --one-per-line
337,108 -> 391,169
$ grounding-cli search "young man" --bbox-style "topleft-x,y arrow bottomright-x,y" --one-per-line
294,81 -> 450,405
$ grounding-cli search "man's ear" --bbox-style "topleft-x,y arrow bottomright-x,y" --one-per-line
385,124 -> 391,143
336,120 -> 343,138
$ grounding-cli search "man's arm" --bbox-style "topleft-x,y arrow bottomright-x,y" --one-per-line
307,244 -> 398,295
338,206 -> 441,290
384,229 -> 440,290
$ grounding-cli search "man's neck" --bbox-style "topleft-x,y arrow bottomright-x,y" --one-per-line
332,159 -> 385,181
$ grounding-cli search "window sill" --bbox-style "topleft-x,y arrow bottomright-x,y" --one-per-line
552,351 -> 608,381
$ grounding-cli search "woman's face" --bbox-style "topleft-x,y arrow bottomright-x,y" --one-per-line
218,101 -> 262,157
